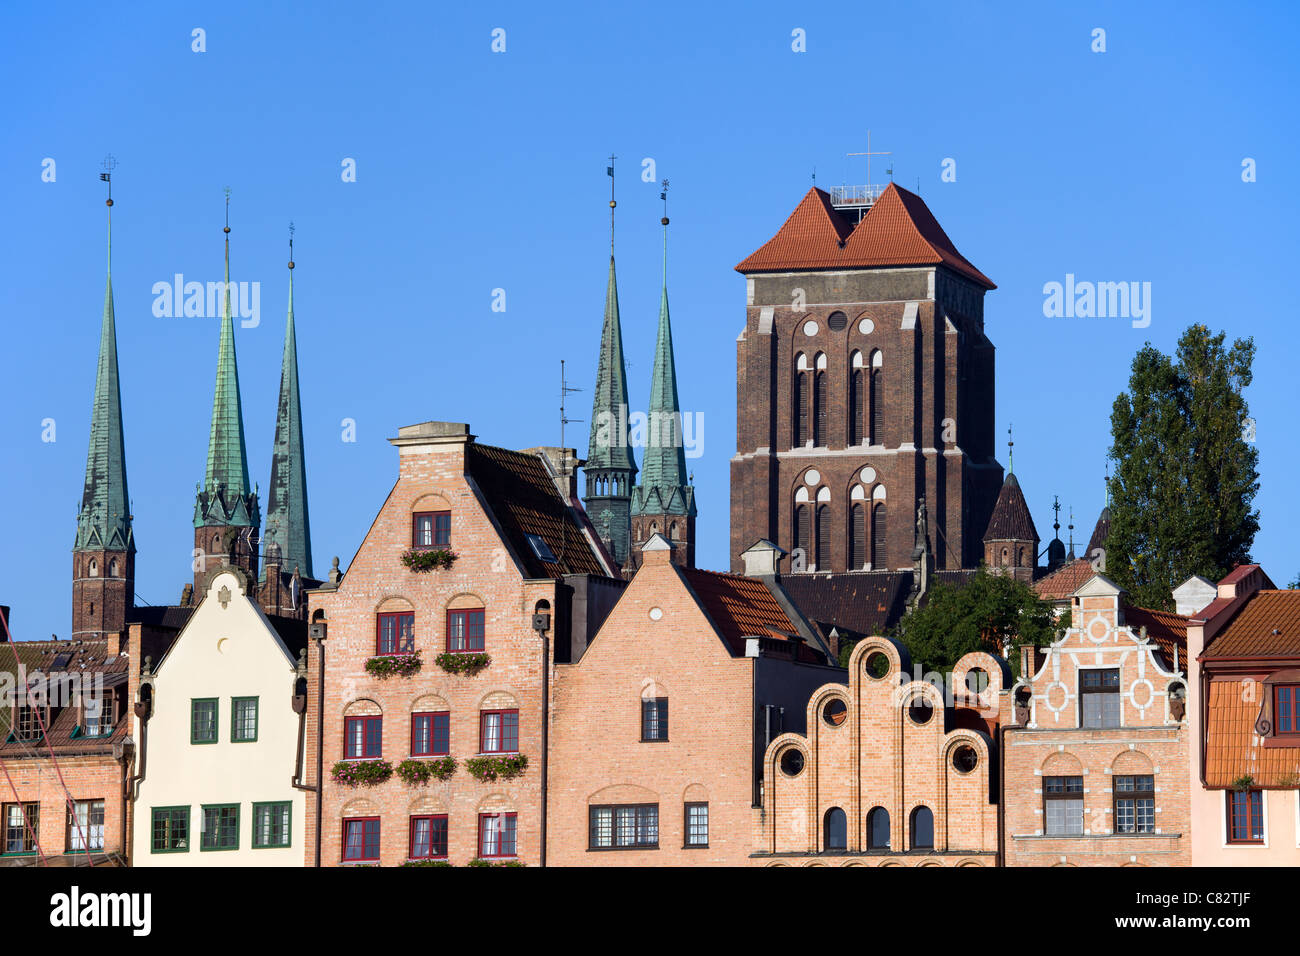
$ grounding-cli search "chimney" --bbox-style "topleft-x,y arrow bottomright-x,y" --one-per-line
740,540 -> 786,577
389,421 -> 475,476
523,446 -> 584,500
1020,643 -> 1040,679
0,605 -> 9,641
640,533 -> 676,568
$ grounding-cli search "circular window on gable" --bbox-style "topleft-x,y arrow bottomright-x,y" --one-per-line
908,698 -> 934,725
780,748 -> 805,777
827,310 -> 848,331
822,698 -> 848,727
952,745 -> 979,774
965,668 -> 989,694
864,652 -> 890,680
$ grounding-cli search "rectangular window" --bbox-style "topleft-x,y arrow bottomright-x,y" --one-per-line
641,697 -> 669,741
200,804 -> 239,851
447,609 -> 486,653
376,612 -> 415,655
252,802 -> 292,849
480,710 -> 519,754
231,697 -> 259,743
1043,776 -> 1084,835
1275,685 -> 1299,735
1080,669 -> 1121,728
1113,775 -> 1155,834
411,712 -> 450,756
66,800 -> 105,852
83,693 -> 115,738
344,716 -> 383,759
413,511 -> 451,549
343,817 -> 381,862
478,812 -> 517,858
1227,790 -> 1264,844
589,804 -> 659,849
191,698 -> 219,744
409,814 -> 448,860
15,706 -> 43,741
2,803 -> 39,855
151,806 -> 189,853
684,803 -> 709,848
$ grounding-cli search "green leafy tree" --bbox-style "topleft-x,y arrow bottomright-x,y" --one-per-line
1107,325 -> 1260,609
881,568 -> 1060,677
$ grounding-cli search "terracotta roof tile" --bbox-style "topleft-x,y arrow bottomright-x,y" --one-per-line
777,571 -> 913,640
680,568 -> 804,656
1123,604 -> 1188,666
1205,678 -> 1300,787
982,473 -> 1038,543
735,183 -> 994,289
0,640 -> 129,756
1203,590 -> 1300,659
1034,559 -> 1096,601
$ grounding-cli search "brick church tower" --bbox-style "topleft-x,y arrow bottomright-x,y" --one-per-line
73,186 -> 135,640
629,189 -> 696,570
193,204 -> 261,592
730,183 -> 1003,574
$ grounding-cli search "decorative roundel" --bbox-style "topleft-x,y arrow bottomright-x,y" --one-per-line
858,318 -> 875,335
821,698 -> 848,727
780,748 -> 805,777
864,652 -> 890,680
804,469 -> 821,486
648,607 -> 664,621
803,320 -> 819,336
908,698 -> 934,725
952,745 -> 979,774
827,311 -> 848,331
860,466 -> 876,484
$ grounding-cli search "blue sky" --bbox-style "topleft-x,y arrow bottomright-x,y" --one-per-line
3,1 -> 1297,640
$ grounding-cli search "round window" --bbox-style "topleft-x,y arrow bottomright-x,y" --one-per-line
864,652 -> 890,679
952,745 -> 979,774
780,748 -> 805,777
822,698 -> 848,727
827,311 -> 848,331
908,699 -> 934,725
965,667 -> 989,694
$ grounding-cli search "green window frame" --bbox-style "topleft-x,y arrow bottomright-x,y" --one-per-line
252,802 -> 292,849
151,806 -> 190,853
231,697 -> 259,743
199,804 -> 240,852
191,698 -> 219,745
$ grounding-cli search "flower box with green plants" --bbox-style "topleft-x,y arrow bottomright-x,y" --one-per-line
395,757 -> 457,785
1230,774 -> 1255,791
435,652 -> 491,676
467,859 -> 524,867
364,650 -> 422,679
464,754 -> 528,782
401,548 -> 458,572
331,759 -> 394,787
401,860 -> 453,867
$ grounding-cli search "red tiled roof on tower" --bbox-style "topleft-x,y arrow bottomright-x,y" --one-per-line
735,183 -> 995,289
983,473 -> 1039,543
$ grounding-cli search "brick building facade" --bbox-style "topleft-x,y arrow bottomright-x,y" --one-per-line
1004,575 -> 1191,866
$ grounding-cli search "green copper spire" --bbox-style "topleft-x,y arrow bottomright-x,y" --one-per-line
583,157 -> 638,566
633,183 -> 695,521
263,228 -> 313,579
195,195 -> 258,529
75,187 -> 134,553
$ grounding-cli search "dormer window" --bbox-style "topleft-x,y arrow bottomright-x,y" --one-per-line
525,533 -> 557,563
1274,684 -> 1298,734
14,705 -> 43,742
413,512 -> 451,549
83,692 -> 116,738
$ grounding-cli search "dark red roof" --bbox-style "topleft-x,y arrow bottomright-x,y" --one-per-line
982,473 -> 1039,543
1123,605 -> 1188,666
735,183 -> 995,289
1085,506 -> 1110,557
1203,590 -> 1300,659
778,571 -> 913,642
1034,559 -> 1096,601
1205,678 -> 1300,787
0,640 -> 129,756
680,567 -> 816,659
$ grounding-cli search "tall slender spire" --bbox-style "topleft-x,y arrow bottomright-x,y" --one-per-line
263,224 -> 314,579
633,180 -> 695,525
583,156 -> 637,567
76,161 -> 133,554
195,190 -> 257,530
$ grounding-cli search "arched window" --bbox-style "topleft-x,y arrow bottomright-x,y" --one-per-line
849,502 -> 865,570
815,505 -> 830,572
910,806 -> 934,850
669,522 -> 677,540
108,558 -> 119,577
88,559 -> 98,577
1016,547 -> 1025,567
823,807 -> 847,851
867,807 -> 890,849
850,370 -> 864,444
871,502 -> 887,569
869,350 -> 884,444
793,504 -> 810,569
794,355 -> 810,447
813,370 -> 827,447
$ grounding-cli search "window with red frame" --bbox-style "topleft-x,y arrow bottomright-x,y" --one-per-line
344,716 -> 382,758
376,612 -> 414,655
478,812 -> 517,858
1275,684 -> 1299,734
409,815 -> 448,860
413,511 -> 451,549
411,712 -> 450,756
1226,790 -> 1264,844
447,609 -> 485,653
342,817 -> 380,862
480,709 -> 519,754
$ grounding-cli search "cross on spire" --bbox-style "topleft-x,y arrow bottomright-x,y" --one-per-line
1007,423 -> 1014,473
607,153 -> 617,253
847,130 -> 892,187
